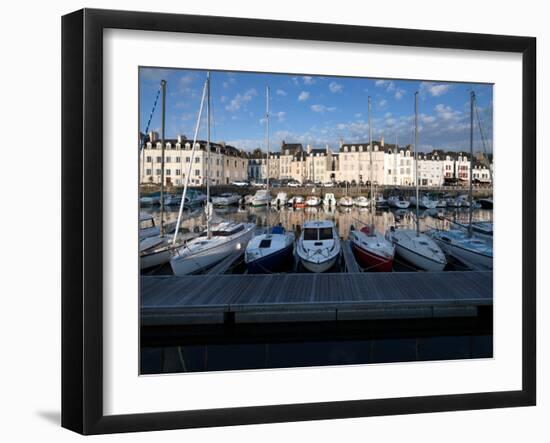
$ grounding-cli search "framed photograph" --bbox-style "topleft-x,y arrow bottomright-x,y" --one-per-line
62,8 -> 536,435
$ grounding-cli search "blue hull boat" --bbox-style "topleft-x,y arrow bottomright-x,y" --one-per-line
245,226 -> 295,274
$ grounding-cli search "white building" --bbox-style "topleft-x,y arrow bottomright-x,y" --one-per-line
416,150 -> 444,187
140,134 -> 248,186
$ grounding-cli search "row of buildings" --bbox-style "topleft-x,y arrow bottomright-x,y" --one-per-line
140,132 -> 493,187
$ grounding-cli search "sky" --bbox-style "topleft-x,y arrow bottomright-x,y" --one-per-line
139,67 -> 493,153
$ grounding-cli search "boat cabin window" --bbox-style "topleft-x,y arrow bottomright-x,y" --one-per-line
212,224 -> 245,237
303,228 -> 318,241
319,227 -> 333,240
259,239 -> 272,248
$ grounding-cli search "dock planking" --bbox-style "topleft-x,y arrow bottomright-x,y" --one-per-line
141,271 -> 493,326
341,240 -> 361,273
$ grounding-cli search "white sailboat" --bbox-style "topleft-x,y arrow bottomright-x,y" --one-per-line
354,195 -> 370,208
386,91 -> 446,271
169,72 -> 255,276
297,220 -> 341,272
338,195 -> 354,207
428,92 -> 493,270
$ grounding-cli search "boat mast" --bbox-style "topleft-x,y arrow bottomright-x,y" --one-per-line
206,71 -> 212,239
159,79 -> 167,237
468,91 -> 474,237
266,85 -> 270,193
368,96 -> 374,229
172,76 -> 208,245
414,91 -> 420,236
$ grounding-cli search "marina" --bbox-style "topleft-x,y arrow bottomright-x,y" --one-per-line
137,69 -> 495,374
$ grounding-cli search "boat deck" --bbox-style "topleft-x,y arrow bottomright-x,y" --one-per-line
141,271 -> 492,326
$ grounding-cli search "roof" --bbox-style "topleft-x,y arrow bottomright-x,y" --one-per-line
303,220 -> 335,228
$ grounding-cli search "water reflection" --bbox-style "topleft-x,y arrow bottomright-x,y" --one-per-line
142,204 -> 493,240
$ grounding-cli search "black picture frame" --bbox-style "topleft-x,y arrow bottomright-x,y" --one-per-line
62,8 -> 536,435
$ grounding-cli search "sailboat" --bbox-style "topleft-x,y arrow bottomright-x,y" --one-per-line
410,194 -> 438,209
170,72 -> 255,276
353,195 -> 370,208
246,86 -> 295,274
350,97 -> 395,272
386,92 -> 446,271
428,91 -> 493,270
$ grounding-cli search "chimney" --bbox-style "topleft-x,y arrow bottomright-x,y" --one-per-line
307,144 -> 312,154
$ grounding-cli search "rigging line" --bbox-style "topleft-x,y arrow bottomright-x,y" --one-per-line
140,86 -> 161,152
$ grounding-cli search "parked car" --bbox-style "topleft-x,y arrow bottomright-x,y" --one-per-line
323,181 -> 335,188
287,180 -> 301,187
232,180 -> 249,187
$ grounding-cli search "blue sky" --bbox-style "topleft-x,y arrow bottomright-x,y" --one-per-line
139,67 -> 493,153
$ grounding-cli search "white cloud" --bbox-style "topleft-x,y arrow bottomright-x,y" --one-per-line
378,99 -> 388,108
225,88 -> 257,112
329,81 -> 343,93
355,113 -> 363,118
276,89 -> 287,96
421,82 -> 451,97
303,76 -> 315,85
298,91 -> 310,101
222,77 -> 237,89
394,89 -> 406,100
220,96 -> 227,103
375,79 -> 395,92
310,104 -> 336,113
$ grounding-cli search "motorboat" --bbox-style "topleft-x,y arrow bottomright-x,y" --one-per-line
251,189 -> 270,206
386,227 -> 447,271
296,220 -> 341,273
387,195 -> 410,209
338,196 -> 354,207
428,229 -> 493,270
354,196 -> 370,208
323,193 -> 337,207
170,221 -> 256,275
350,225 -> 395,272
245,225 -> 295,273
211,192 -> 240,206
290,195 -> 305,208
305,195 -> 322,206
271,192 -> 289,206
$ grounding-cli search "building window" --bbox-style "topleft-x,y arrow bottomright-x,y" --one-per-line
146,169 -> 152,175
175,157 -> 181,162
146,156 -> 152,163
155,169 -> 161,175
166,157 -> 172,163
166,169 -> 171,176
185,157 -> 190,163
194,170 -> 200,176
156,157 -> 162,163
195,157 -> 200,163
176,169 -> 181,176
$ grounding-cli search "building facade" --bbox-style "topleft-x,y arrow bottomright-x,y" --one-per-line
140,134 -> 248,186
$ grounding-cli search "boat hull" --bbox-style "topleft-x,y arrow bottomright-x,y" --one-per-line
351,242 -> 393,272
432,235 -> 493,270
140,248 -> 171,270
170,228 -> 254,275
299,254 -> 339,273
393,242 -> 446,271
246,243 -> 294,274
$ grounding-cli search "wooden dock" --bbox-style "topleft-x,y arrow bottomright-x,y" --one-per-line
141,271 -> 492,326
